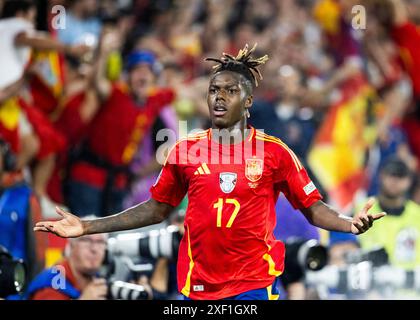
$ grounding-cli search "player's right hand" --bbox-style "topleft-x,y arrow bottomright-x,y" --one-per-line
79,278 -> 108,300
33,207 -> 84,238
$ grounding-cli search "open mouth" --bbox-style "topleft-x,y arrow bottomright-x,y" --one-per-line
213,104 -> 227,117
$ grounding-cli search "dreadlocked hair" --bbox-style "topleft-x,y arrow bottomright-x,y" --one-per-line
205,44 -> 269,87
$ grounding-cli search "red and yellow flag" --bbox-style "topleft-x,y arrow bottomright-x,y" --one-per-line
308,74 -> 383,211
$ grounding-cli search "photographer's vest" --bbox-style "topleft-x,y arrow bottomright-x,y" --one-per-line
24,266 -> 81,300
0,184 -> 31,260
358,200 -> 420,270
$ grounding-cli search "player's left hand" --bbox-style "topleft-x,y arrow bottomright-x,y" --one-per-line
351,198 -> 386,235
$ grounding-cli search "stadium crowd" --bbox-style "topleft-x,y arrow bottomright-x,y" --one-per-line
1,0 -> 420,300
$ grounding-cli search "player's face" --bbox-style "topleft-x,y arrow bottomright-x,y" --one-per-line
207,71 -> 251,129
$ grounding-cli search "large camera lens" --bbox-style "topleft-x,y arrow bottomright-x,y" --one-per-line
107,225 -> 181,261
108,281 -> 150,300
0,246 -> 27,298
282,238 -> 328,287
301,239 -> 328,271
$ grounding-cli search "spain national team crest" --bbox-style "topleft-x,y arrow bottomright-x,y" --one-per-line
219,172 -> 237,193
245,158 -> 263,182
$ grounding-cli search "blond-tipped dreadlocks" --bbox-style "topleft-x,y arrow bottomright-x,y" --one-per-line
205,43 -> 269,88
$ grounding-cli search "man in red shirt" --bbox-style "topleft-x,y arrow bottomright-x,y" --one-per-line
35,44 -> 385,300
387,0 -> 420,171
66,31 -> 175,216
367,0 -> 420,168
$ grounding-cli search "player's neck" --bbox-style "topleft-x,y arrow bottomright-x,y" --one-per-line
211,119 -> 249,145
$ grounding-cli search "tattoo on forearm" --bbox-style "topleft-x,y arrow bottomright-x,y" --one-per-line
83,200 -> 168,235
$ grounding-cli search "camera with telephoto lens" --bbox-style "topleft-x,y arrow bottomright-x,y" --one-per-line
100,225 -> 181,300
107,225 -> 181,261
0,245 -> 27,298
104,228 -> 329,296
305,247 -> 420,298
281,238 -> 328,287
106,280 -> 152,300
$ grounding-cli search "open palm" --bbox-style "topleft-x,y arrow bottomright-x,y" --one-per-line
34,207 -> 84,238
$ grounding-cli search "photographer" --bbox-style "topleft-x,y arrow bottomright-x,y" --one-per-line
26,230 -> 108,300
0,139 -> 46,283
358,157 -> 420,270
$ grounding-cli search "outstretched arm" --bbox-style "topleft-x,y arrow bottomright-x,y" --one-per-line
34,198 -> 174,238
92,31 -> 121,102
301,198 -> 386,235
15,31 -> 90,57
388,0 -> 408,26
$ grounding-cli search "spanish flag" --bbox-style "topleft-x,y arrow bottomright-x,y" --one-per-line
308,74 -> 384,211
0,97 -> 21,153
29,50 -> 65,116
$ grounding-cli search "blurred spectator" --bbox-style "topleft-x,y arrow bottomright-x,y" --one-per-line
366,82 -> 417,196
26,231 -> 108,300
66,31 -> 176,217
0,0 -> 89,90
367,124 -> 416,196
45,54 -> 99,205
129,257 -> 171,300
320,231 -> 360,299
365,0 -> 420,168
0,139 -> 46,282
358,157 -> 420,270
0,0 -> 91,217
328,231 -> 360,267
250,65 -> 318,160
123,62 -> 182,208
57,0 -> 102,48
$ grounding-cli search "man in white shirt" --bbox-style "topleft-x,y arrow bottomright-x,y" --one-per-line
0,0 -> 89,90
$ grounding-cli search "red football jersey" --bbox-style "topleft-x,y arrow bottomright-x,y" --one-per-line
150,127 -> 322,299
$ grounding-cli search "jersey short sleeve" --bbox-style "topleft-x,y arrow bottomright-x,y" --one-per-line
150,143 -> 187,207
273,144 -> 322,209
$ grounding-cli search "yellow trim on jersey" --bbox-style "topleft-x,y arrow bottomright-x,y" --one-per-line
208,128 -> 254,141
266,285 -> 280,300
255,135 -> 303,171
263,253 -> 283,276
247,127 -> 255,141
187,131 -> 208,139
186,129 -> 210,138
181,228 -> 195,297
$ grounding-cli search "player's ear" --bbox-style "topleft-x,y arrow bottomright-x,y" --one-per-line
245,95 -> 253,109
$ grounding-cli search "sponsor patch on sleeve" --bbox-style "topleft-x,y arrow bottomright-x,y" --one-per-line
303,181 -> 316,195
193,285 -> 204,292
